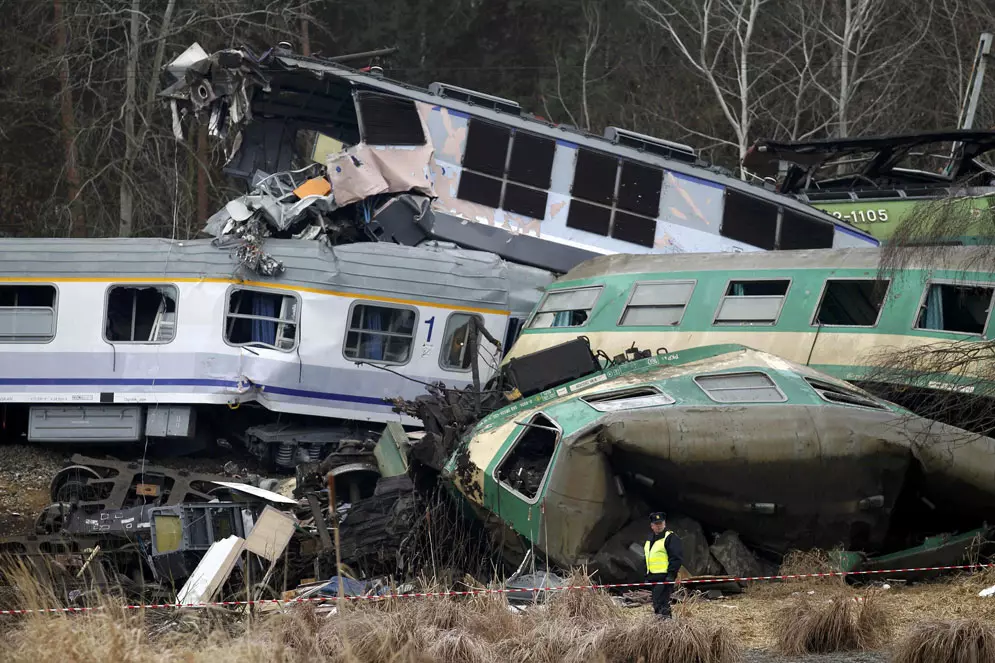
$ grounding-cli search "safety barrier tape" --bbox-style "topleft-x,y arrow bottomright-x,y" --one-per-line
1,562 -> 993,615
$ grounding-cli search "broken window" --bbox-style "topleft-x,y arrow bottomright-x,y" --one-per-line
714,280 -> 790,325
814,279 -> 889,327
581,386 -> 675,412
502,317 -> 523,357
0,284 -> 57,343
805,378 -> 886,410
720,190 -> 778,250
440,313 -> 481,371
779,209 -> 835,250
527,286 -> 602,329
567,149 -> 661,248
620,280 -> 695,326
695,372 -> 786,403
344,303 -> 416,364
457,119 -> 553,218
356,92 -> 425,145
915,282 -> 994,335
105,285 -> 177,343
225,288 -> 298,351
496,412 -> 559,500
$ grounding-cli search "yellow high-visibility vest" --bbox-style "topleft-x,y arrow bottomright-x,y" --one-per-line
644,531 -> 671,574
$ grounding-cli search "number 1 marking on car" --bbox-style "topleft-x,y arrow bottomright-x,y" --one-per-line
424,316 -> 435,343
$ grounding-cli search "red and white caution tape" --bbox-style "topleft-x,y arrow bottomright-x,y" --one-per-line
1,562 -> 993,615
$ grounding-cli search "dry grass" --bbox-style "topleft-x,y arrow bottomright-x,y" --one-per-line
748,548 -> 848,599
773,590 -> 891,655
892,618 -> 995,663
0,568 -> 740,663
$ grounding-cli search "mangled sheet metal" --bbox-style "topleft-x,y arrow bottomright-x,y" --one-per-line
162,42 -> 878,275
397,340 -> 995,581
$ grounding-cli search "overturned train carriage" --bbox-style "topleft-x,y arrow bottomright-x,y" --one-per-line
0,238 -> 553,466
442,344 -> 995,575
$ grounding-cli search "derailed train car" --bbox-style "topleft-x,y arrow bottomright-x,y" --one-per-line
398,340 -> 995,577
0,237 -> 552,467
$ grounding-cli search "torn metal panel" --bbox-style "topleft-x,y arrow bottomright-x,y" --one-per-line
176,535 -> 245,605
244,505 -> 297,561
211,481 -> 299,505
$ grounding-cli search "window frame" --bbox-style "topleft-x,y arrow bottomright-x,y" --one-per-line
617,279 -> 697,327
103,283 -> 179,345
912,279 -> 995,337
810,277 -> 891,329
693,371 -> 788,404
580,385 -> 676,412
525,285 -> 603,330
438,312 -> 484,373
0,282 -> 59,345
712,277 -> 792,327
342,299 -> 419,366
492,411 -> 562,505
223,285 -> 301,353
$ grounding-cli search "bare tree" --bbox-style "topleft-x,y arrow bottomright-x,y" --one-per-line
634,0 -> 772,168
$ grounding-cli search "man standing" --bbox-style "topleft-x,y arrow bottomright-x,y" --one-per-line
644,511 -> 684,619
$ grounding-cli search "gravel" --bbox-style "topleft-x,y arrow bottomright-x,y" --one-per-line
0,444 -> 70,534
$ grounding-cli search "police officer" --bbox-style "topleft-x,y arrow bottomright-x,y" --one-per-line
644,511 -> 684,619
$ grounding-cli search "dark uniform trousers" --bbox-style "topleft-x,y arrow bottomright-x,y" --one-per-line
647,573 -> 672,618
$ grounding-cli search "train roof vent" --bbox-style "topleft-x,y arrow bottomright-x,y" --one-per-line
428,82 -> 521,115
603,126 -> 697,164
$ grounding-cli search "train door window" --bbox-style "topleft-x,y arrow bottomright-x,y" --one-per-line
344,302 -> 417,364
0,284 -> 57,343
440,313 -> 482,371
458,119 -> 553,218
527,286 -> 602,329
225,288 -> 299,351
105,285 -> 177,343
694,372 -> 786,403
620,280 -> 696,326
813,279 -> 889,327
502,317 -> 523,357
495,412 -> 560,501
720,190 -> 778,250
915,282 -> 994,335
355,91 -> 425,145
714,279 -> 790,325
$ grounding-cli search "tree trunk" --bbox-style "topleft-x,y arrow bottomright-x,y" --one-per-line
196,121 -> 209,229
118,0 -> 140,237
53,0 -> 83,237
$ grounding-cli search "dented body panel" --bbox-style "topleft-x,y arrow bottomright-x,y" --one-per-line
446,345 -> 995,568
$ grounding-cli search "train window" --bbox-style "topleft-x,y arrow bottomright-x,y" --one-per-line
440,313 -> 481,371
620,280 -> 695,326
581,386 -> 675,412
344,302 -> 417,364
225,288 -> 298,351
527,286 -> 602,329
105,285 -> 177,343
495,412 -> 560,501
356,92 -> 425,145
694,372 -> 786,403
915,282 -> 994,335
502,317 -> 523,357
779,210 -> 835,250
805,378 -> 886,410
0,284 -> 57,343
458,119 -> 552,219
714,279 -> 790,325
720,190 -> 777,250
813,279 -> 889,327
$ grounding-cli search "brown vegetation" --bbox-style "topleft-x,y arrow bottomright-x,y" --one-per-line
0,568 -> 740,663
891,618 -> 995,663
773,590 -> 891,655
